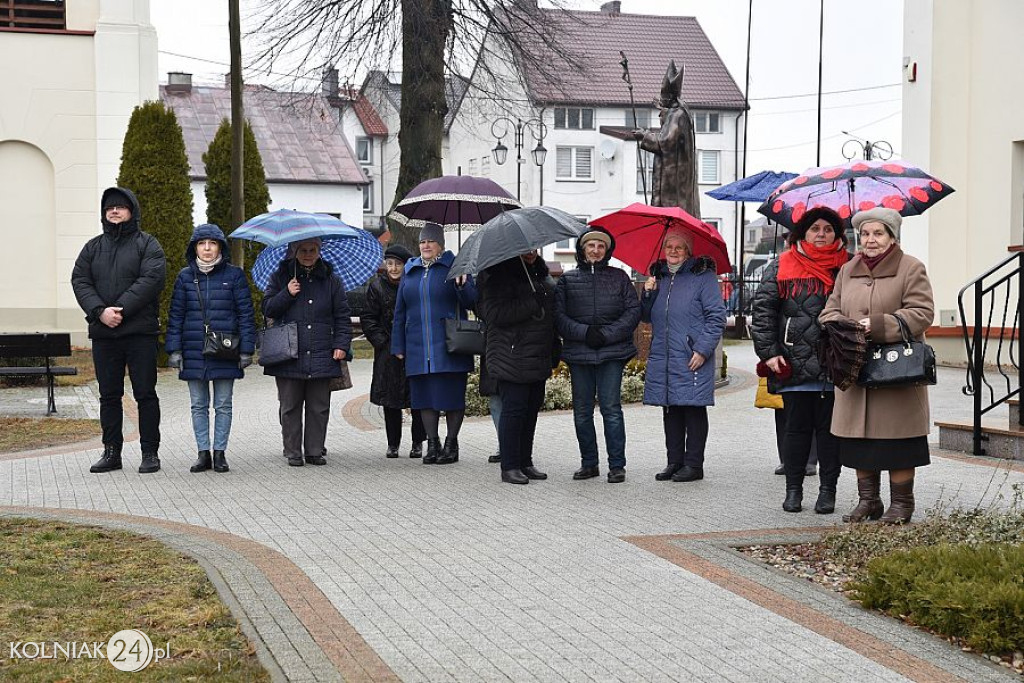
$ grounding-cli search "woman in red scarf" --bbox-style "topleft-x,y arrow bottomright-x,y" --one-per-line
750,207 -> 849,514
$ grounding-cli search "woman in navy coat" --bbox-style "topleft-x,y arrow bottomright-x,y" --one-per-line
166,223 -> 257,473
641,231 -> 726,483
263,238 -> 352,467
392,222 -> 477,465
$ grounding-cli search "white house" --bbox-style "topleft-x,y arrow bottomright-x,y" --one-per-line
901,0 -> 1024,363
0,0 -> 157,340
448,1 -> 747,271
161,74 -> 366,230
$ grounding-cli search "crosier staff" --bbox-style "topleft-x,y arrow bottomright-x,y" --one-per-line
620,51 -> 648,204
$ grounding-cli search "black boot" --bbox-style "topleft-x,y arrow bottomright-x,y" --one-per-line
436,436 -> 459,464
212,450 -> 229,473
409,442 -> 423,459
190,450 -> 212,473
386,446 -> 400,458
783,475 -> 803,512
814,487 -> 836,514
90,444 -> 123,473
655,463 -> 682,481
138,452 -> 161,474
423,437 -> 442,464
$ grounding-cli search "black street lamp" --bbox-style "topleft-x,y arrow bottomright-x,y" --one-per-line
490,117 -> 548,203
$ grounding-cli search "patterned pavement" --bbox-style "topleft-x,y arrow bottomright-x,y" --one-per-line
2,342 -> 1022,682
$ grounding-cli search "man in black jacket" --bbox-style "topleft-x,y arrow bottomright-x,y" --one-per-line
554,229 -> 641,483
71,187 -> 166,474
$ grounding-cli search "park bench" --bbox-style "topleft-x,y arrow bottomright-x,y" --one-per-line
0,333 -> 78,416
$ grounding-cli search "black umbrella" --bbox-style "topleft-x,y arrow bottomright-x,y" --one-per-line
448,206 -> 587,280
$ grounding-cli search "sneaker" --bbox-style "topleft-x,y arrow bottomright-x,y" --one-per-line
607,468 -> 626,483
138,452 -> 161,474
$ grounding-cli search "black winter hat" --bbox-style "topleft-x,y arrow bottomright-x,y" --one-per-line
384,244 -> 414,262
102,189 -> 132,211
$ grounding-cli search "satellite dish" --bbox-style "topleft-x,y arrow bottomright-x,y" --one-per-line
599,139 -> 617,160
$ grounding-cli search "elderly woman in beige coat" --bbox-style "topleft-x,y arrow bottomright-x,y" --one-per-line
819,207 -> 935,524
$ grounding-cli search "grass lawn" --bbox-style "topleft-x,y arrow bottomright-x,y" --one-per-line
0,518 -> 270,681
0,417 -> 101,453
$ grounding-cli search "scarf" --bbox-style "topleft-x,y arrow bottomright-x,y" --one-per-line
860,243 -> 896,271
776,240 -> 848,299
196,255 -> 222,274
667,261 -> 683,274
421,256 -> 439,269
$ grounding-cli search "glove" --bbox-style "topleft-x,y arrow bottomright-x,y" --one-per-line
167,351 -> 182,369
584,325 -> 606,349
239,353 -> 253,370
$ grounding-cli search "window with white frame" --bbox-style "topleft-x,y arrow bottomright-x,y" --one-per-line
694,112 -> 721,133
554,107 -> 595,130
356,137 -> 372,164
363,182 -> 373,213
636,149 -> 654,194
467,158 -> 477,176
555,216 -> 588,250
698,150 -> 720,184
625,108 -> 652,129
704,218 -> 721,232
480,156 -> 490,176
555,146 -> 594,181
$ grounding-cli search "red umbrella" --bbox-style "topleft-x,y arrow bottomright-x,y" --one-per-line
590,203 -> 732,276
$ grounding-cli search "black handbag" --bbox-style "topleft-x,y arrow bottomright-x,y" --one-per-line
257,320 -> 299,366
195,277 -> 241,361
444,304 -> 485,356
857,314 -> 936,388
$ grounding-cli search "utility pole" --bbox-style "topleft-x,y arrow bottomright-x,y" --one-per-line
229,0 -> 245,265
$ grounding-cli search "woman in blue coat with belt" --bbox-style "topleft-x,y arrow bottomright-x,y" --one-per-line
263,238 -> 352,468
166,223 -> 257,473
392,222 -> 477,465
641,231 -> 726,483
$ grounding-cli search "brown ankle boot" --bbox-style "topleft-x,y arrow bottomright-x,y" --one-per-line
879,479 -> 915,524
842,472 -> 884,522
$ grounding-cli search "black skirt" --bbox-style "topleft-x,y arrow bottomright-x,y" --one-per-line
838,436 -> 930,471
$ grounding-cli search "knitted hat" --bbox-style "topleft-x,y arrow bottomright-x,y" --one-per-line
852,207 -> 902,240
418,222 -> 445,247
384,244 -> 414,263
792,206 -> 847,246
102,189 -> 132,211
286,237 -> 322,259
579,230 -> 611,249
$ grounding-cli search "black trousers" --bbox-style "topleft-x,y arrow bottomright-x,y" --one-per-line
276,377 -> 331,459
497,380 -> 545,472
383,407 -> 426,448
781,391 -> 840,488
92,335 -> 161,454
663,405 -> 709,468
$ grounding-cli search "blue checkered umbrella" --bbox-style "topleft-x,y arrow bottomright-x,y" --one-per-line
250,230 -> 384,292
230,209 -> 361,247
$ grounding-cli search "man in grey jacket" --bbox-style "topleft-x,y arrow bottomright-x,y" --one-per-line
71,187 -> 166,474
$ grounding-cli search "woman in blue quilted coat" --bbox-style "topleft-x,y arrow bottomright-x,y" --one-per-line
392,222 -> 477,465
263,238 -> 352,468
166,223 -> 257,474
641,231 -> 726,484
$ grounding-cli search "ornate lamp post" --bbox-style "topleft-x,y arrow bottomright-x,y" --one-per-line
490,117 -> 548,204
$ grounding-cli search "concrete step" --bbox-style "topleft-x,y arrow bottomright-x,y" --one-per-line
936,418 -> 1024,459
1010,398 -> 1019,426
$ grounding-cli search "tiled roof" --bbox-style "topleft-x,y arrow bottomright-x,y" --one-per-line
519,10 -> 746,110
161,85 -> 367,185
363,71 -> 470,132
351,94 -> 388,137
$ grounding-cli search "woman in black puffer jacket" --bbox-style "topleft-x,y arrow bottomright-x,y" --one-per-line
750,207 -> 849,514
477,251 -> 560,485
263,238 -> 352,467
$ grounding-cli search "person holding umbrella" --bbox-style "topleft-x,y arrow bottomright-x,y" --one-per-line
361,244 -> 426,459
642,231 -> 726,483
477,250 -> 560,484
165,223 -> 257,473
392,222 -> 478,465
554,228 -> 641,483
820,208 -> 935,524
262,237 -> 352,467
750,207 -> 849,514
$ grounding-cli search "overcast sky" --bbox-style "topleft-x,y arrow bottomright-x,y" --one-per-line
152,0 -> 905,176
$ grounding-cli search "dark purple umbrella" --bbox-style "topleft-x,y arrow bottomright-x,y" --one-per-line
758,160 -> 954,229
388,175 -> 522,236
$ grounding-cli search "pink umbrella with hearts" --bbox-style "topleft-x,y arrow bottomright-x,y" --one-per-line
757,160 -> 954,229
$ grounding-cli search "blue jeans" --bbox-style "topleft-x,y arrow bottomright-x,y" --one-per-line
187,379 -> 235,451
568,360 -> 627,469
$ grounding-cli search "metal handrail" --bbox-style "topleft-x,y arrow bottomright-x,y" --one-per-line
956,251 -> 1024,454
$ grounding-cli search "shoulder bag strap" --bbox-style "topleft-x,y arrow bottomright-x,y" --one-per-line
193,272 -> 211,332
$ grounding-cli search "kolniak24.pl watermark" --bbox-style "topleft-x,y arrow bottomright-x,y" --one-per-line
9,630 -> 170,672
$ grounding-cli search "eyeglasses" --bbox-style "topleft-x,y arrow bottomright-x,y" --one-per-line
664,245 -> 688,252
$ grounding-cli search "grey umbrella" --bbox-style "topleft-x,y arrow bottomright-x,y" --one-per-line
448,206 -> 587,280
